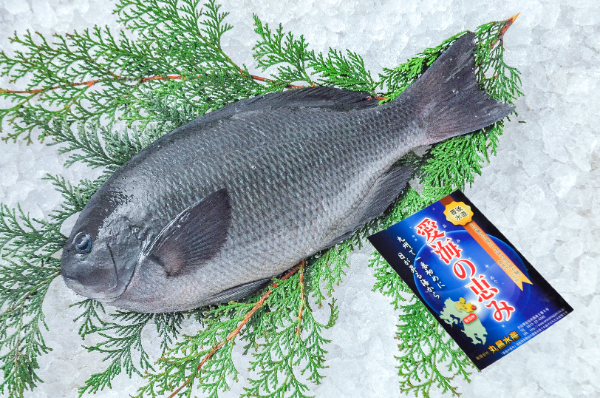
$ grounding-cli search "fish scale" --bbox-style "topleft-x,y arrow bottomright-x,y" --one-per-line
61,33 -> 515,312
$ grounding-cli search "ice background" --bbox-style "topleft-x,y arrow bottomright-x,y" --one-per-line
0,0 -> 598,397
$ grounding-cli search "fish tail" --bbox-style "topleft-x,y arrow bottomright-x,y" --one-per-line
395,32 -> 515,145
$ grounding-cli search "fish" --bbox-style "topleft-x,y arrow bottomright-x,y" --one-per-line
61,32 -> 514,313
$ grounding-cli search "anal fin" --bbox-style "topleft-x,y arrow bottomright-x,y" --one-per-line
206,278 -> 272,304
325,165 -> 414,247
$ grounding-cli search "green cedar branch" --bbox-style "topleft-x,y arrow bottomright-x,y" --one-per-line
75,307 -> 185,397
0,203 -> 65,397
252,15 -> 379,96
0,0 -> 268,143
77,312 -> 155,396
305,242 -> 351,307
241,263 -> 336,398
71,299 -> 107,339
0,255 -> 61,397
1,72 -> 304,95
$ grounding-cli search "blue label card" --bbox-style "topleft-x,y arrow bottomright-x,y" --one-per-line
368,190 -> 573,370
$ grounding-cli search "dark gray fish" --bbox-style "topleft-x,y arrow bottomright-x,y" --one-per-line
61,33 -> 514,313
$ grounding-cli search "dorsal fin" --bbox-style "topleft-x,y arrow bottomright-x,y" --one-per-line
244,86 -> 379,112
143,189 -> 231,277
185,87 -> 378,130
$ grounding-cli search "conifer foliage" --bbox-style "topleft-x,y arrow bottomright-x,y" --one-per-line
0,1 -> 521,397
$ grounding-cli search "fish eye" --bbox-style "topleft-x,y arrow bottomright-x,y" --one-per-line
73,232 -> 93,254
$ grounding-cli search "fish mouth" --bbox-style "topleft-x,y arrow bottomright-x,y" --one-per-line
62,273 -> 118,302
61,242 -> 125,302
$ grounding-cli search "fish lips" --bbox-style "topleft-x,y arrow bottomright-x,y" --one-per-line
61,242 -> 136,301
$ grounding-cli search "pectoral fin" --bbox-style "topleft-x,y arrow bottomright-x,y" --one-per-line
144,188 -> 231,276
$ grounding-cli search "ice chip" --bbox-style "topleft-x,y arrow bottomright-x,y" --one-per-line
577,255 -> 598,296
0,163 -> 18,187
514,201 -> 535,227
548,162 -> 578,197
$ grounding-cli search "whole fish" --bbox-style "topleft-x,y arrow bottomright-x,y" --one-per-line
61,33 -> 514,313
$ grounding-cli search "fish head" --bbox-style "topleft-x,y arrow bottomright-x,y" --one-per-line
61,188 -> 141,301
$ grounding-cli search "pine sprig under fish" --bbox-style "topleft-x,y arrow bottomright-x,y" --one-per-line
0,2 -> 522,398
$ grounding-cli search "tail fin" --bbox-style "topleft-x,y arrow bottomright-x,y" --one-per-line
397,32 -> 514,144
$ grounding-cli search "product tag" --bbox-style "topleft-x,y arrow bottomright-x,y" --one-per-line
368,190 -> 573,369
